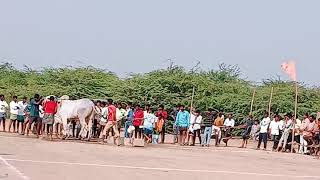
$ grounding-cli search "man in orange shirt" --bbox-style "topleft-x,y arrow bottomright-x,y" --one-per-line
212,112 -> 224,146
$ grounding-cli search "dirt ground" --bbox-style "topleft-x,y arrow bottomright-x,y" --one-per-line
0,130 -> 319,180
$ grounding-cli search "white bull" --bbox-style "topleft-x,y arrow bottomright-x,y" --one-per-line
56,98 -> 95,140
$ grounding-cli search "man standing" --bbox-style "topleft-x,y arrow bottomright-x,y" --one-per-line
133,104 -> 144,139
269,115 -> 282,151
257,113 -> 270,150
202,108 -> 216,147
9,96 -> 19,133
213,112 -> 224,145
17,97 -> 28,134
116,103 -> 126,134
28,94 -> 43,138
190,110 -> 202,146
277,113 -> 293,152
124,102 -> 134,138
101,99 -> 119,145
170,105 -> 180,144
143,108 -> 157,143
155,105 -> 168,144
299,113 -> 310,154
43,96 -> 58,140
239,115 -> 254,148
175,105 -> 190,146
0,95 -> 8,132
222,113 -> 235,146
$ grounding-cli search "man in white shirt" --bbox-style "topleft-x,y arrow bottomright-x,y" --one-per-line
222,113 -> 235,146
17,97 -> 28,134
0,95 -> 9,132
277,113 -> 293,152
299,113 -> 310,154
269,115 -> 282,151
224,114 -> 235,128
190,110 -> 203,146
257,113 -> 270,150
9,96 -> 19,133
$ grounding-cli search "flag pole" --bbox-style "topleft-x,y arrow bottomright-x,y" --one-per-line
268,87 -> 274,117
249,88 -> 256,115
291,82 -> 298,153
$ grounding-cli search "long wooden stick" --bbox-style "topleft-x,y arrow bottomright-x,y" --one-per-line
268,87 -> 274,117
291,82 -> 298,153
249,88 -> 256,115
190,87 -> 195,111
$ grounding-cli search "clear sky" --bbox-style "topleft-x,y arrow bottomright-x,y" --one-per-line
0,0 -> 319,85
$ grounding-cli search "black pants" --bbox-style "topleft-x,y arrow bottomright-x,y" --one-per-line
134,126 -> 142,139
192,129 -> 202,145
160,125 -> 166,143
258,133 -> 268,149
272,135 -> 280,150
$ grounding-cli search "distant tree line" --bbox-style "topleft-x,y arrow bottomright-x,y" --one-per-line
1,62 -> 320,134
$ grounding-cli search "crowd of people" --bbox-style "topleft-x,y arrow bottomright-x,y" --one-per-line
0,94 -> 319,156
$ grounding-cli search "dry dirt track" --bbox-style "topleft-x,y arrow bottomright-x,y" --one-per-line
0,133 -> 319,180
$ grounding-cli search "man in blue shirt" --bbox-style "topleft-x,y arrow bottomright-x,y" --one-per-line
175,105 -> 190,146
124,102 -> 134,138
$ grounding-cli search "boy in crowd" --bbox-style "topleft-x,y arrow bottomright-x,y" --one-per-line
251,120 -> 260,142
257,113 -> 270,150
9,96 -> 19,133
155,105 -> 168,144
17,97 -> 28,134
99,102 -> 108,138
175,105 -> 190,146
143,107 -> 157,143
0,95 -> 8,132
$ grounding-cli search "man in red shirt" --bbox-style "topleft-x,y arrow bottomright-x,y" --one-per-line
43,96 -> 58,140
133,104 -> 144,139
101,99 -> 119,145
155,105 -> 168,143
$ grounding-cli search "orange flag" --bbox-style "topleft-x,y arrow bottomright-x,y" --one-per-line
281,61 -> 297,81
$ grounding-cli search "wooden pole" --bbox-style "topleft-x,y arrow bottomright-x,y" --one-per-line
249,88 -> 256,115
291,82 -> 298,153
268,87 -> 274,117
190,87 -> 195,111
